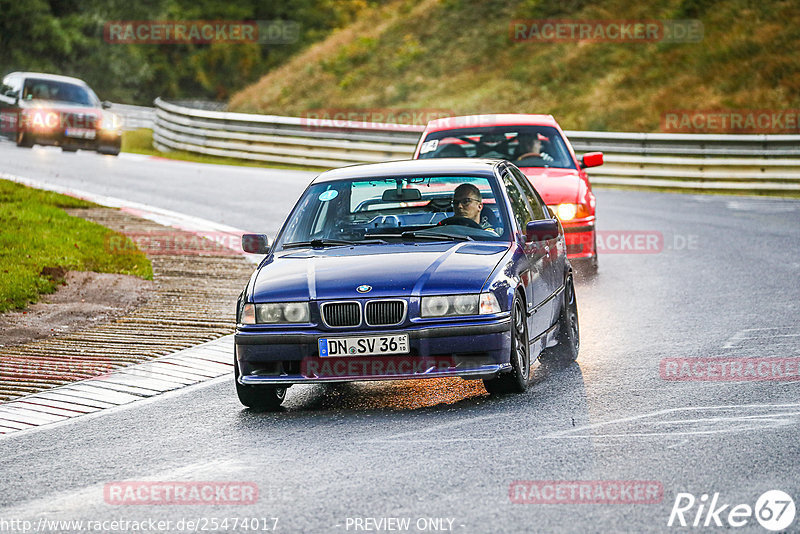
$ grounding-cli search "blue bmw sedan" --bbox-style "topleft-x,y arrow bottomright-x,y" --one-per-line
235,159 -> 579,409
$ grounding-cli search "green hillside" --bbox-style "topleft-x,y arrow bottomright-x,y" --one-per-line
228,0 -> 800,132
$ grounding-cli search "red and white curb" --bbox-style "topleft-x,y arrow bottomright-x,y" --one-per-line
0,172 -> 264,436
0,335 -> 234,436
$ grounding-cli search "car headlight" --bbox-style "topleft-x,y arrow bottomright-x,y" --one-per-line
241,302 -> 310,324
25,110 -> 59,130
547,203 -> 593,221
100,113 -> 122,132
555,203 -> 578,221
421,293 -> 500,317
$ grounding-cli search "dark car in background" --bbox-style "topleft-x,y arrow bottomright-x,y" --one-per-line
234,159 -> 579,410
0,72 -> 122,155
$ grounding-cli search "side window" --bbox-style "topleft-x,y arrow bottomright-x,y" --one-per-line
512,167 -> 548,220
502,171 -> 533,234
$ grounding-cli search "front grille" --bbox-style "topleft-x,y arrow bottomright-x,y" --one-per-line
321,302 -> 361,327
365,300 -> 406,326
63,113 -> 98,129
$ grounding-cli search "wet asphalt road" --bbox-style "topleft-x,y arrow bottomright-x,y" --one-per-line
1,142 -> 800,533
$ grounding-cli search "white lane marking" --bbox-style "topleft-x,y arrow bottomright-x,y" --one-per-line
540,403 -> 800,439
723,326 -> 800,349
0,456 -> 252,518
0,375 -> 231,440
361,403 -> 800,444
0,337 -> 234,438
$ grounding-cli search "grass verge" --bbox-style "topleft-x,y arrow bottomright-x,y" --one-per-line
122,129 -> 326,172
0,180 -> 153,313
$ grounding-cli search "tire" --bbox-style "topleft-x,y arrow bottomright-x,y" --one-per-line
580,254 -> 598,276
234,362 -> 286,410
16,129 -> 32,148
98,144 -> 121,156
586,233 -> 599,274
540,275 -> 579,364
483,295 -> 530,394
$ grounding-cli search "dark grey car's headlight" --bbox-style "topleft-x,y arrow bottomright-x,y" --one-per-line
241,303 -> 310,324
421,292 -> 501,317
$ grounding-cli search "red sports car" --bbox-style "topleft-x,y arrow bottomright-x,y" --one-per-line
413,114 -> 602,272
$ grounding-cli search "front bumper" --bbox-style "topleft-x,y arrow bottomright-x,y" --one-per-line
236,318 -> 512,385
562,217 -> 596,259
25,128 -> 121,151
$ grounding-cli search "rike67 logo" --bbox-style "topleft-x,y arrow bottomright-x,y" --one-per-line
668,490 -> 796,531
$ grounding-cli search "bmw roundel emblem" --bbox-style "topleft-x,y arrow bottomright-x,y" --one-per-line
357,284 -> 372,293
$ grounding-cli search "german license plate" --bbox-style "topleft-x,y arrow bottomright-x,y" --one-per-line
65,128 -> 96,139
319,334 -> 409,357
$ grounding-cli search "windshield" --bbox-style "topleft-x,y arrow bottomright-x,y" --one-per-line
22,79 -> 98,106
418,125 -> 576,169
276,175 -> 512,248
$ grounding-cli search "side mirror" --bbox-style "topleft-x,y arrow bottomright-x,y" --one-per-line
101,101 -> 112,110
526,219 -> 559,242
241,234 -> 270,254
581,152 -> 603,169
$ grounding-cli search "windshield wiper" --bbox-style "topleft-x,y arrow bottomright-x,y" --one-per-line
282,238 -> 386,249
370,231 -> 472,242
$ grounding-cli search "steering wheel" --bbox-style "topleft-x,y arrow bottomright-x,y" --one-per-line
438,216 -> 483,229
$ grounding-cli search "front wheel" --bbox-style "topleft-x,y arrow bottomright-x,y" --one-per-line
483,295 -> 529,394
540,275 -> 579,364
234,363 -> 286,410
16,129 -> 32,148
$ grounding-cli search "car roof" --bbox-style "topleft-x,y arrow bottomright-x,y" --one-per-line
423,114 -> 560,133
312,159 -> 506,184
4,72 -> 89,86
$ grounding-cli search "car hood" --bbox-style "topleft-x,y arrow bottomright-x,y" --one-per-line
250,242 -> 510,302
518,167 -> 582,205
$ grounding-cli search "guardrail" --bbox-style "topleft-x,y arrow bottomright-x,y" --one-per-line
113,103 -> 156,131
153,98 -> 800,193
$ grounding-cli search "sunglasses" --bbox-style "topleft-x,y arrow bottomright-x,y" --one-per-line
453,198 -> 481,207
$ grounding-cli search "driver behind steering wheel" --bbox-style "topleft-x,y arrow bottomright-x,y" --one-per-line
451,184 -> 499,235
514,133 -> 554,164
